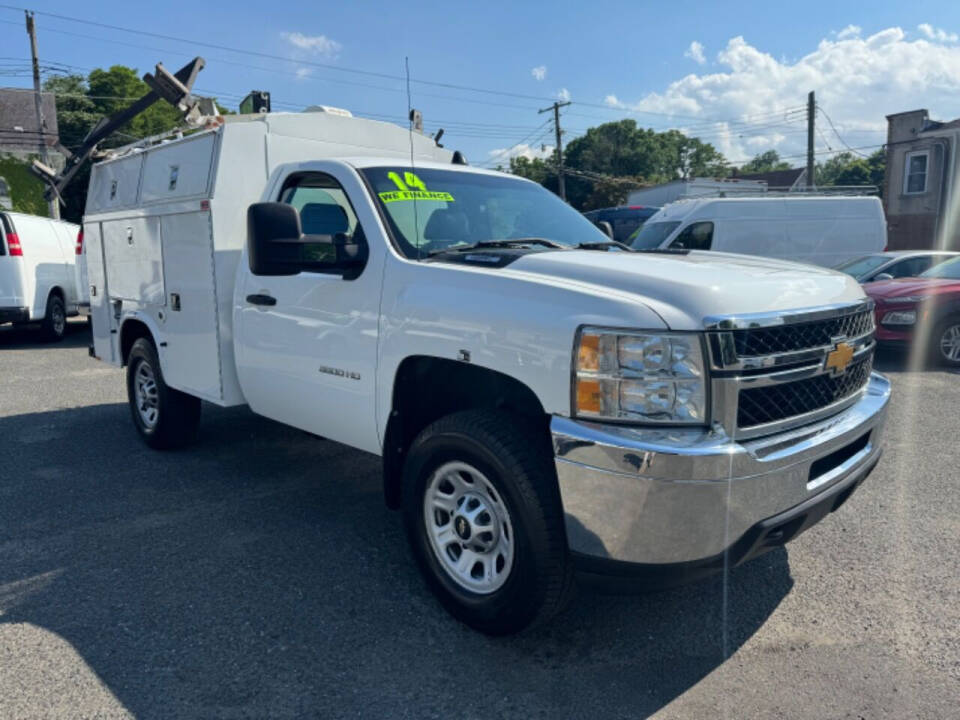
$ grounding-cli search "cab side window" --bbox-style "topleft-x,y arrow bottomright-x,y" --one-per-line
670,221 -> 714,251
889,256 -> 931,278
279,173 -> 361,240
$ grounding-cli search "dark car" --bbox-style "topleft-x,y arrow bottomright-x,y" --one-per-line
583,205 -> 660,244
836,250 -> 959,283
865,256 -> 960,366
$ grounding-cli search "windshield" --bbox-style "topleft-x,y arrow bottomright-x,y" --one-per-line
835,254 -> 890,277
360,166 -> 608,259
630,221 -> 681,249
920,256 -> 960,279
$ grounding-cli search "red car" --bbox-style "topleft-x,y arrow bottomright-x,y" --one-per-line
864,256 -> 960,366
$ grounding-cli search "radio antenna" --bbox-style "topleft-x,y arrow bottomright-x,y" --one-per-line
405,56 -> 421,261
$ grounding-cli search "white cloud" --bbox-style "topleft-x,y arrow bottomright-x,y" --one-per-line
836,25 -> 861,40
531,65 -> 547,81
557,87 -> 571,101
918,23 -> 958,43
487,143 -> 554,164
685,41 -> 706,65
600,29 -> 960,162
281,31 -> 342,58
295,67 -> 312,80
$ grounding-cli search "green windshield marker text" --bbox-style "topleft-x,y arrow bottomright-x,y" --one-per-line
379,190 -> 455,203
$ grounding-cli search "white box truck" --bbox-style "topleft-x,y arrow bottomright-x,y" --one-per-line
84,110 -> 890,634
630,196 -> 887,267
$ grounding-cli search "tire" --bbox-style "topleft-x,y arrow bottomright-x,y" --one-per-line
932,315 -> 960,368
402,409 -> 574,635
40,294 -> 66,342
126,337 -> 201,449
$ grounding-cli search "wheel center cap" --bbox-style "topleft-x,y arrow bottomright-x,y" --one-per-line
454,515 -> 471,540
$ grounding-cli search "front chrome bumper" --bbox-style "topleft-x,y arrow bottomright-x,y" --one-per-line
552,372 -> 891,568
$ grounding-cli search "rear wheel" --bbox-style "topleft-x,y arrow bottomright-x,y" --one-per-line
402,409 -> 574,635
126,337 -> 201,449
40,294 -> 66,342
933,316 -> 960,368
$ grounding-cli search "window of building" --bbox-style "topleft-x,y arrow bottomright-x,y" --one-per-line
903,151 -> 929,195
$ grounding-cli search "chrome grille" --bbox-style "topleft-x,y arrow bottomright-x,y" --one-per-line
737,355 -> 873,429
733,308 -> 875,357
705,302 -> 877,438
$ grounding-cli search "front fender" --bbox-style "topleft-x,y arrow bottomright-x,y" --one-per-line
376,256 -> 666,440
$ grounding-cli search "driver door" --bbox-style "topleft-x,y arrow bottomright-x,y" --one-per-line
235,163 -> 384,454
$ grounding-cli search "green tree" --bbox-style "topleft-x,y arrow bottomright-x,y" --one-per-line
816,150 -> 885,190
739,150 -> 791,173
555,119 -> 727,209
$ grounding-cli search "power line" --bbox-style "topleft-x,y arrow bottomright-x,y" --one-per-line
0,4 -> 827,129
727,142 -> 885,166
817,105 -> 875,158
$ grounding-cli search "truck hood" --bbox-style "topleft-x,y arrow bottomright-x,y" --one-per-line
507,250 -> 865,330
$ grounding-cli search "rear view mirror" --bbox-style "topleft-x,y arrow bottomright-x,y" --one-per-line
874,273 -> 894,281
597,220 -> 614,240
247,202 -> 366,277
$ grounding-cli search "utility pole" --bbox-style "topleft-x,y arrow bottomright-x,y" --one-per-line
25,10 -> 59,219
539,100 -> 571,201
806,90 -> 815,190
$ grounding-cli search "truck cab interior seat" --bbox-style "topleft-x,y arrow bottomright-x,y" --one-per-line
300,203 -> 349,236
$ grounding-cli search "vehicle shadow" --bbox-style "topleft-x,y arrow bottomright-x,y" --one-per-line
0,318 -> 90,350
0,402 -> 793,719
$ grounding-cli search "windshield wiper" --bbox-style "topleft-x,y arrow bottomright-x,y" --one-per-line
429,238 -> 566,256
575,241 -> 636,252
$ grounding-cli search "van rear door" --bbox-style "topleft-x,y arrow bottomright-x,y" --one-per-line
0,213 -> 25,314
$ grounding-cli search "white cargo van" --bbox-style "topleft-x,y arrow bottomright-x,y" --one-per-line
84,111 -> 889,634
631,196 -> 886,267
0,211 -> 82,340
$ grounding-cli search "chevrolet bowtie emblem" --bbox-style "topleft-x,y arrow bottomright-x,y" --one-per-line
825,341 -> 855,375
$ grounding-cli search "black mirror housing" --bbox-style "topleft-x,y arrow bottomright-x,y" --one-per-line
247,202 -> 367,278
248,202 -> 302,276
597,220 -> 614,240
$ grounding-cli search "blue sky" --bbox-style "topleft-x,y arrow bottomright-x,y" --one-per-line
2,0 -> 960,168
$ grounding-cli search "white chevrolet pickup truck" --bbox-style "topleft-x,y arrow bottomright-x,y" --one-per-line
84,110 -> 890,634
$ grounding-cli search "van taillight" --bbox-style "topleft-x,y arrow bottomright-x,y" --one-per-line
76,229 -> 84,255
6,232 -> 22,256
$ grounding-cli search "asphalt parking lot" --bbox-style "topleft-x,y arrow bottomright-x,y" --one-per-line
0,320 -> 957,719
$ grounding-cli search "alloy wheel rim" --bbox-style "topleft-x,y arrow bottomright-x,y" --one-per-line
134,361 -> 160,428
941,324 -> 960,362
423,461 -> 515,594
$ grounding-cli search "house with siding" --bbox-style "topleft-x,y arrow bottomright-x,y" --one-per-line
883,109 -> 960,250
0,87 -> 60,161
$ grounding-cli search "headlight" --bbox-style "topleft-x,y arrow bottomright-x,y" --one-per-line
882,310 -> 917,325
886,295 -> 931,304
574,328 -> 707,424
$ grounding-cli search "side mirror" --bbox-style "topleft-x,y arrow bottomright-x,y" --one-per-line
873,272 -> 894,281
597,220 -> 614,240
247,202 -> 366,277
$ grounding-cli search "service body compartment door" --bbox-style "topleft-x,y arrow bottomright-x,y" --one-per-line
159,211 -> 221,401
84,223 -> 117,363
102,217 -> 164,305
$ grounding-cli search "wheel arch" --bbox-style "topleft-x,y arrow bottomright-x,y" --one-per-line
382,355 -> 551,509
119,315 -> 159,367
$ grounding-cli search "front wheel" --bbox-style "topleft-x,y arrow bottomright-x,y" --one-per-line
402,410 -> 574,635
933,316 -> 960,367
126,337 -> 201,449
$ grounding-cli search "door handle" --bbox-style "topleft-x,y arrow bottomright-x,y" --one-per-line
246,293 -> 276,306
